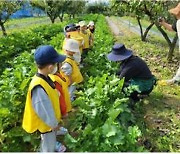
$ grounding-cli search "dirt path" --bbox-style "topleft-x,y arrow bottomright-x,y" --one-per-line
105,16 -> 124,36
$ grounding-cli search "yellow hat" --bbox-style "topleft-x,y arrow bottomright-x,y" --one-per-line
169,3 -> 180,16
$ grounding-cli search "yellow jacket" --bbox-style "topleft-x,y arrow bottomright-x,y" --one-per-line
79,30 -> 90,49
49,73 -> 72,112
63,32 -> 84,54
22,75 -> 61,133
61,56 -> 83,84
87,29 -> 94,46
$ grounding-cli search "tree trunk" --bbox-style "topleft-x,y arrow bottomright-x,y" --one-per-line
155,22 -> 171,46
137,17 -> 144,41
73,14 -> 75,19
0,21 -> 7,36
59,13 -> 64,22
167,34 -> 178,61
49,16 -> 55,24
142,22 -> 154,41
69,14 -> 71,20
155,22 -> 178,61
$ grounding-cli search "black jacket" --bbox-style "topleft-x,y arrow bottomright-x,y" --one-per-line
116,55 -> 153,81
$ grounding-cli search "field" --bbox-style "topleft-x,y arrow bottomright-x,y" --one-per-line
0,14 -> 179,152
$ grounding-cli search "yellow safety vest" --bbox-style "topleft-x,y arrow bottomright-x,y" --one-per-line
79,30 -> 90,49
49,73 -> 72,112
22,75 -> 61,133
87,29 -> 94,46
62,32 -> 84,54
62,57 -> 83,84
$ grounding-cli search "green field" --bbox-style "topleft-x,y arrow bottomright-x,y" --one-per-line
0,14 -> 179,152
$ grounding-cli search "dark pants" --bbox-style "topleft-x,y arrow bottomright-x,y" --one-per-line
123,77 -> 156,102
81,49 -> 89,62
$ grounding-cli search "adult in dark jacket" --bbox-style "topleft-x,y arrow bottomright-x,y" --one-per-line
107,44 -> 156,102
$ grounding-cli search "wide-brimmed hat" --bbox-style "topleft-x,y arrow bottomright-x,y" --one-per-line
169,3 -> 180,16
64,39 -> 80,53
35,45 -> 66,65
107,44 -> 132,61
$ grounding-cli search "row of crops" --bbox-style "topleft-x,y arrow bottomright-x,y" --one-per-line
0,14 -> 145,152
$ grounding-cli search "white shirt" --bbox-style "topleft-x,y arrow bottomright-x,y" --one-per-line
176,19 -> 180,53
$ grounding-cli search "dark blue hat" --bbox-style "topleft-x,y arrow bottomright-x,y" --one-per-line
34,45 -> 66,65
64,23 -> 77,32
107,44 -> 132,61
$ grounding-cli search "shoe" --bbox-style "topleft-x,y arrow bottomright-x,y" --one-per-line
166,79 -> 175,85
55,141 -> 66,152
57,127 -> 68,136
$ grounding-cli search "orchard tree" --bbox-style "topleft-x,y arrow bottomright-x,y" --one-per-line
110,0 -> 178,60
0,0 -> 24,36
86,2 -> 109,15
66,0 -> 86,19
30,0 -> 59,23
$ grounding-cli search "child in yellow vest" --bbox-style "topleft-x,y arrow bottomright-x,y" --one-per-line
87,21 -> 95,46
61,39 -> 83,101
22,45 -> 66,152
62,24 -> 84,64
79,21 -> 91,58
49,63 -> 72,114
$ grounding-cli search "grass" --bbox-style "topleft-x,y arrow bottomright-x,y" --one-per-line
110,16 -> 180,152
119,16 -> 176,39
1,16 -> 62,36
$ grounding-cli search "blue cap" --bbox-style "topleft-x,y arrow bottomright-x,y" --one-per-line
34,45 -> 66,65
64,23 -> 77,32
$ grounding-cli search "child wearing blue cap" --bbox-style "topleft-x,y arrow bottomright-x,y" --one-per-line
22,45 -> 66,152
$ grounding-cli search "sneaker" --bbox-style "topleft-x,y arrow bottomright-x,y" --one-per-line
166,79 -> 175,85
55,141 -> 66,152
57,127 -> 68,136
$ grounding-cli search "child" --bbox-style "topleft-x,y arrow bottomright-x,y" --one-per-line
49,63 -> 72,116
87,21 -> 95,46
88,21 -> 95,34
63,24 -> 84,64
79,21 -> 91,57
22,45 -> 66,152
61,39 -> 83,101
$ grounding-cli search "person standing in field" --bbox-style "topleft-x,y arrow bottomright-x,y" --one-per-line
79,21 -> 91,58
63,23 -> 84,64
22,45 -> 66,152
61,39 -> 83,101
159,2 -> 180,84
87,21 -> 95,46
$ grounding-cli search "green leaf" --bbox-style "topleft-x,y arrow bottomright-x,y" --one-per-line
108,108 -> 121,121
65,133 -> 77,144
20,78 -> 31,90
23,135 -> 31,142
102,122 -> 118,137
83,124 -> 92,136
110,131 -> 125,146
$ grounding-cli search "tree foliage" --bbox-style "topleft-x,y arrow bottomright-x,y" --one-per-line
0,0 -> 24,36
30,0 -> 86,23
110,0 -> 179,60
86,2 -> 109,15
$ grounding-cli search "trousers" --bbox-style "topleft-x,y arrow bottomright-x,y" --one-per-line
40,131 -> 56,152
